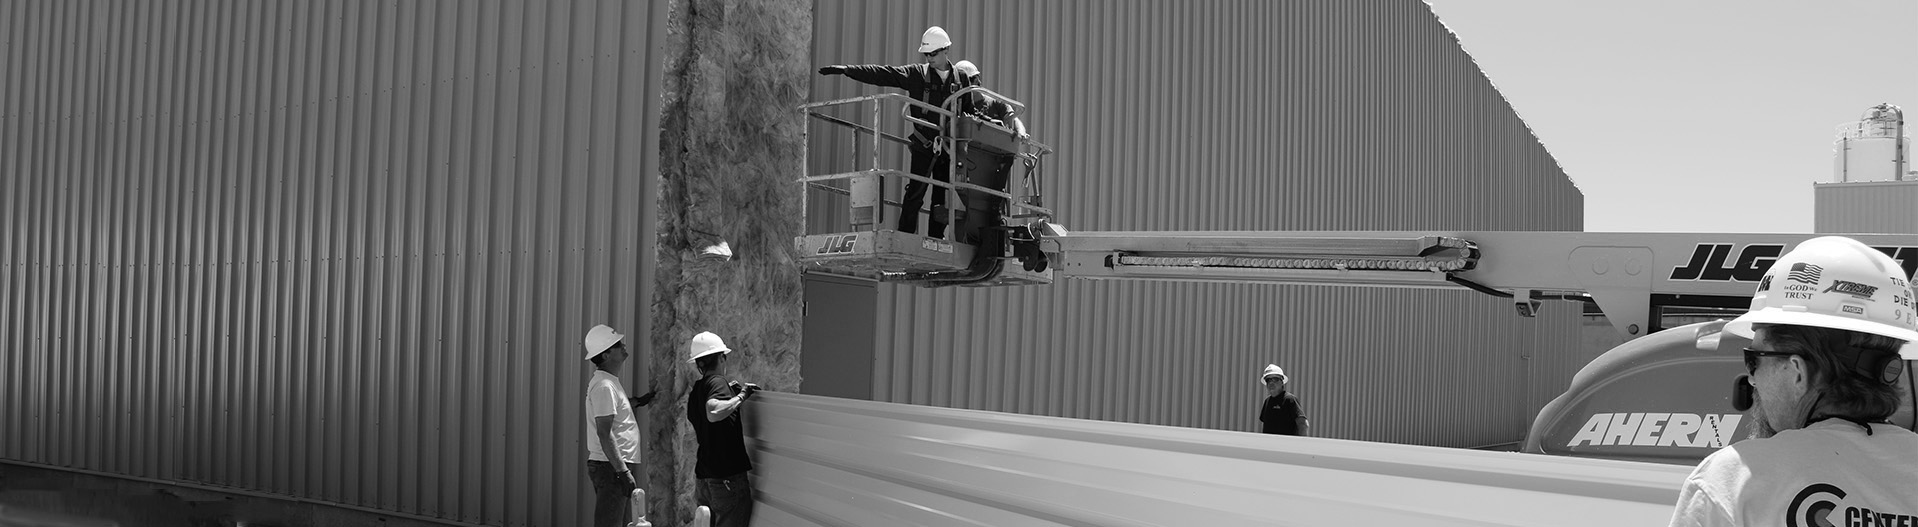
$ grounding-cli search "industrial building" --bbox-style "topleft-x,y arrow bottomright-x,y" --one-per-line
2,1 -> 1583,525
1820,103 -> 1918,234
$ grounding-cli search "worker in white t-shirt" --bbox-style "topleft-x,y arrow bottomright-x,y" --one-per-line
582,324 -> 656,527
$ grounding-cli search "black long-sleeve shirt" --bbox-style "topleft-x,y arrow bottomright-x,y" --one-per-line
840,63 -> 965,147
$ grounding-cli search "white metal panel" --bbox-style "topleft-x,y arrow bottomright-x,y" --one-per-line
749,392 -> 1687,526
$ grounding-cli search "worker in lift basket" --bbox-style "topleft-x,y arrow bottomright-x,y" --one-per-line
818,26 -> 965,240
946,59 -> 1028,250
1669,236 -> 1918,526
951,60 -> 1026,139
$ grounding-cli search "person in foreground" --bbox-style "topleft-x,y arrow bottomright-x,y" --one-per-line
1669,236 -> 1918,526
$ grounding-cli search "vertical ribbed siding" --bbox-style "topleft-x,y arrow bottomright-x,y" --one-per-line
1814,181 -> 1918,234
812,0 -> 1585,447
0,2 -> 667,526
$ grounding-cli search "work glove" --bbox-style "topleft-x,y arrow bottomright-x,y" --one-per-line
629,388 -> 658,408
818,65 -> 845,76
731,381 -> 761,399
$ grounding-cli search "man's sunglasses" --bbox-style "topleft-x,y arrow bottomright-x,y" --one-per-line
1741,347 -> 1800,375
921,48 -> 947,58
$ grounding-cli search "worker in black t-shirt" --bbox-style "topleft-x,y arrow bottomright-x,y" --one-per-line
684,331 -> 756,527
1259,364 -> 1310,436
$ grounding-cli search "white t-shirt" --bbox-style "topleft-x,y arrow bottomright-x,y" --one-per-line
1669,420 -> 1918,526
585,370 -> 640,464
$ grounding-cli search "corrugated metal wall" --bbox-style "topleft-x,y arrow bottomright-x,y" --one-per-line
0,1 -> 666,526
810,0 -> 1587,447
1815,181 -> 1918,234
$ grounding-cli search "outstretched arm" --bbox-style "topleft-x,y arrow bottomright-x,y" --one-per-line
819,64 -> 921,90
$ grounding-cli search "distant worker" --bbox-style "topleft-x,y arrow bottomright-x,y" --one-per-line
1259,364 -> 1310,436
685,331 -> 758,527
1669,236 -> 1918,526
582,324 -> 656,527
818,26 -> 964,239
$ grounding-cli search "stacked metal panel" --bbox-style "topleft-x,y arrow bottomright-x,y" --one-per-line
809,0 -> 1588,447
0,1 -> 665,525
749,392 -> 1687,525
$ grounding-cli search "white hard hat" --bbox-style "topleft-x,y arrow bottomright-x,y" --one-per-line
919,26 -> 951,53
1726,236 -> 1918,359
688,331 -> 732,362
1261,364 -> 1287,381
583,324 -> 624,361
953,60 -> 978,78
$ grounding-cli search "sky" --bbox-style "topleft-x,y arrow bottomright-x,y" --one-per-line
1422,1 -> 1918,233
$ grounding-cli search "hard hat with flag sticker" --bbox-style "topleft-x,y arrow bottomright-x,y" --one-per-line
1724,236 -> 1918,359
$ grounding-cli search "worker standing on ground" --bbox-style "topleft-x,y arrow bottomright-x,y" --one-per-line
1259,364 -> 1310,436
582,324 -> 656,527
685,331 -> 757,527
817,26 -> 964,240
1669,236 -> 1918,526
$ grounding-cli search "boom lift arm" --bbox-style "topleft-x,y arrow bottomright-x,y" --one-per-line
795,93 -> 1918,338
1034,228 -> 1918,338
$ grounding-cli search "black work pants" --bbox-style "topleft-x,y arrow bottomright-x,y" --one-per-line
899,146 -> 950,239
694,472 -> 755,527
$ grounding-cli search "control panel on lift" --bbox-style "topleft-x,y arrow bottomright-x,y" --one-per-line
796,89 -> 1055,287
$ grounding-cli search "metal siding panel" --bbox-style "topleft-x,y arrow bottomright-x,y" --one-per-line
0,0 -> 12,465
0,1 -> 667,525
749,395 -> 1686,525
813,0 -> 1583,448
1815,182 -> 1918,234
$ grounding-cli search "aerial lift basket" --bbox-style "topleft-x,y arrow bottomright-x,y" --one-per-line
796,91 -> 1055,287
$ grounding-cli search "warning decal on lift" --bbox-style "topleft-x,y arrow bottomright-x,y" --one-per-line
1566,412 -> 1743,449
